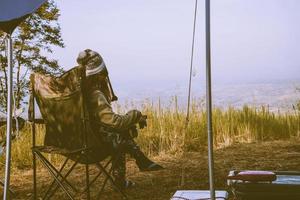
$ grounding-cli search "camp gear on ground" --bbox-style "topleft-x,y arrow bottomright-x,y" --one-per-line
227,171 -> 277,182
227,170 -> 300,200
171,190 -> 228,200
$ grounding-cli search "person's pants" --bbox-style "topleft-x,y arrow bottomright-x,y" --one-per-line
112,151 -> 126,182
111,138 -> 140,182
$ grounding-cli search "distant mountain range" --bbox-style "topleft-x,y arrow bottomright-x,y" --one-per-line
1,80 -> 299,120
116,80 -> 300,112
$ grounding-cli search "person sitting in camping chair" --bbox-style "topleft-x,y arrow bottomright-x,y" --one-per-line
77,49 -> 164,189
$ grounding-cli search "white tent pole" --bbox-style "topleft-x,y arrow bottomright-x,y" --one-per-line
205,0 -> 215,199
4,33 -> 13,200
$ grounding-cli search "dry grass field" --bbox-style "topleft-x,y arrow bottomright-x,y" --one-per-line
1,139 -> 299,199
0,101 -> 299,199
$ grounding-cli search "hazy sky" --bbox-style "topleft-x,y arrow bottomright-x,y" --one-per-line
52,0 -> 300,91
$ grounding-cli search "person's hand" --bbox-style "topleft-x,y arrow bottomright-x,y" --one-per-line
138,115 -> 147,129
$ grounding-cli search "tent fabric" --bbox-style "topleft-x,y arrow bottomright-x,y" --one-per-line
0,16 -> 28,34
0,0 -> 47,33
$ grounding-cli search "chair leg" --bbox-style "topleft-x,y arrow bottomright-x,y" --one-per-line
43,158 -> 77,200
82,157 -> 112,193
96,163 -> 128,200
35,152 -> 74,200
44,160 -> 79,200
33,149 -> 128,200
85,164 -> 90,200
96,164 -> 114,199
96,154 -> 121,199
44,158 -> 69,198
36,152 -> 77,191
101,149 -> 128,199
32,151 -> 37,200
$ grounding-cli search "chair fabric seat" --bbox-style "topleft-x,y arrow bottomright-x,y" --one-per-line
32,146 -> 86,155
32,144 -> 112,164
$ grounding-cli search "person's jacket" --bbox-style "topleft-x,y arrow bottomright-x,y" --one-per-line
88,89 -> 142,131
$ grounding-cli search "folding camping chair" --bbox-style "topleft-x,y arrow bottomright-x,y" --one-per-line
29,67 -> 127,200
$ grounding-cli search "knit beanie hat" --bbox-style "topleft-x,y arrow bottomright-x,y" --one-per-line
77,49 -> 107,77
76,49 -> 118,102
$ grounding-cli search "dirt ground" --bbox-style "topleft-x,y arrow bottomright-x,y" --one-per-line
2,139 -> 300,200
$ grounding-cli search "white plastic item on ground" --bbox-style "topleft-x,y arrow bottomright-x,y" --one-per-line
171,190 -> 228,200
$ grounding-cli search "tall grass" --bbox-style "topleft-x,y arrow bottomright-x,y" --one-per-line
1,98 -> 299,169
136,98 -> 300,155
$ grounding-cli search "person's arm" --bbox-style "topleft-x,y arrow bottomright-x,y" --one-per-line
91,90 -> 142,130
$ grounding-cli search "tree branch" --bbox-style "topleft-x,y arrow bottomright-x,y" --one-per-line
16,38 -> 26,108
0,50 -> 8,110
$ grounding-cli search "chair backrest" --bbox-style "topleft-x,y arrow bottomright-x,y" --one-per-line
30,67 -> 100,151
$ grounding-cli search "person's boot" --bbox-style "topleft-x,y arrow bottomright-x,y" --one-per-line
112,152 -> 135,190
126,141 -> 164,172
114,179 -> 136,190
135,155 -> 164,172
136,158 -> 164,172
